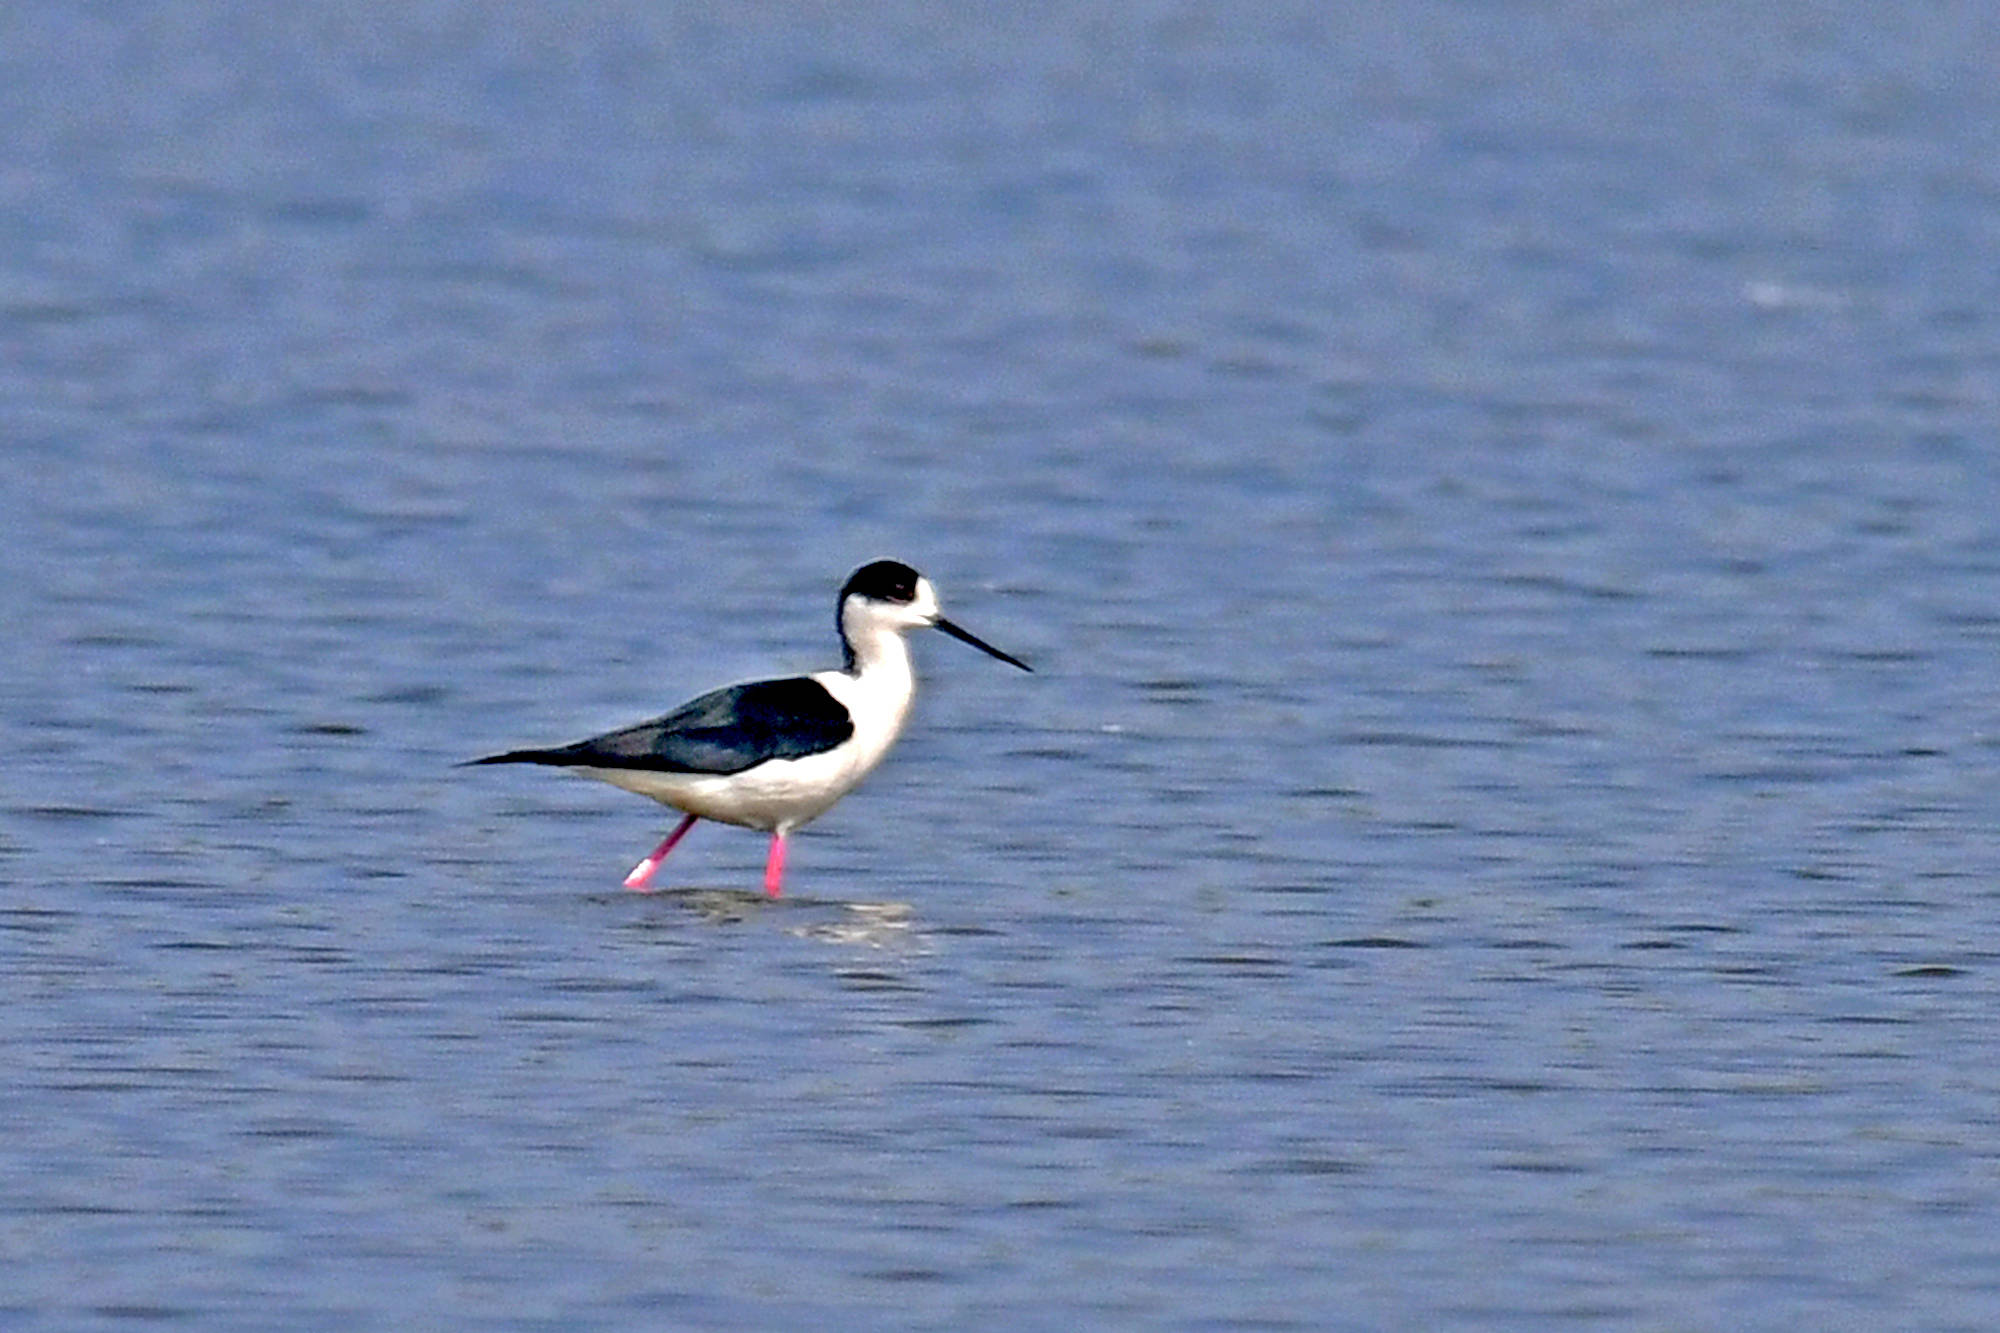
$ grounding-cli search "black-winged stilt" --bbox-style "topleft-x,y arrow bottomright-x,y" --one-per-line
467,560 -> 1031,897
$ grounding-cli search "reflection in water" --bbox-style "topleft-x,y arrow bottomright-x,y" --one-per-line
793,900 -> 919,949
639,887 -> 921,950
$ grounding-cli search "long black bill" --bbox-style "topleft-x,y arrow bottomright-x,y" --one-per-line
935,616 -> 1033,672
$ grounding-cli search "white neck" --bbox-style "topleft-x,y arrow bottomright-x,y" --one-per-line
816,614 -> 918,786
842,613 -> 915,685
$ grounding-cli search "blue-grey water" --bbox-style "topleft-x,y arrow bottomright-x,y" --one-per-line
5,3 -> 2000,1328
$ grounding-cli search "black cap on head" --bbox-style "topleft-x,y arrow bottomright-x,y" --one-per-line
841,559 -> 922,605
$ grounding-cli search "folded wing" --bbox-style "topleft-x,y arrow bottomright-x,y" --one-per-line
467,676 -> 853,776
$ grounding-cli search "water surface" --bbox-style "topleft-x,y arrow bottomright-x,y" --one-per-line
4,4 -> 2000,1329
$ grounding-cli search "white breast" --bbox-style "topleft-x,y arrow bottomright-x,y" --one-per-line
814,640 -> 914,764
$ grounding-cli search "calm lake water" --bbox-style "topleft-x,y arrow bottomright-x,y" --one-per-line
5,3 -> 2000,1328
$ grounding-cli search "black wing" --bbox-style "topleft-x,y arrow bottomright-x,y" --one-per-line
466,676 -> 853,776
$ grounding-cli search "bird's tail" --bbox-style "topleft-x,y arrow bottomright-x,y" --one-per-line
458,747 -> 576,768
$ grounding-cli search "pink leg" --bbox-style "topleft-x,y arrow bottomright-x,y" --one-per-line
623,813 -> 698,891
763,831 -> 788,899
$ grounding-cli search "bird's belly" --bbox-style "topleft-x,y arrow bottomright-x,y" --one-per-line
576,746 -> 877,833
